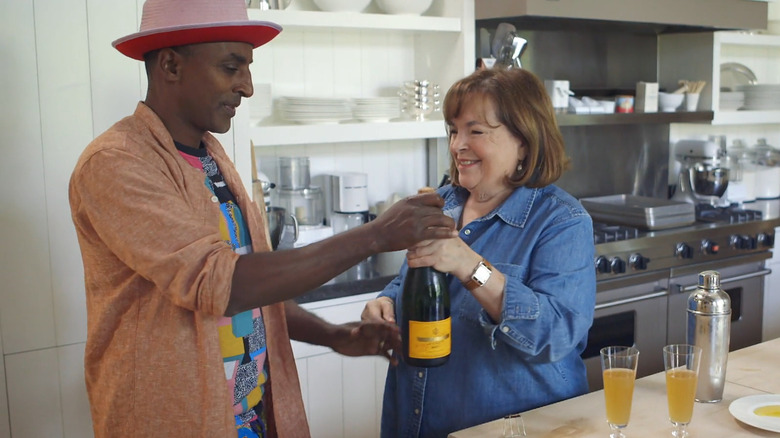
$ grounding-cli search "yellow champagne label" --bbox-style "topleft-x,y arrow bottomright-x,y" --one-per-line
408,318 -> 451,359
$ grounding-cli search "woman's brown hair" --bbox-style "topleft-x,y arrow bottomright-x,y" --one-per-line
443,68 -> 570,188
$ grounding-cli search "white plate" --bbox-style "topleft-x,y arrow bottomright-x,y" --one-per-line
728,394 -> 780,432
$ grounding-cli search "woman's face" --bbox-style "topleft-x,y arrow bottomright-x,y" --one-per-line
448,95 -> 526,198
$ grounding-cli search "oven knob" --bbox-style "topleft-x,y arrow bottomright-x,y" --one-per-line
595,256 -> 610,274
701,239 -> 720,255
629,253 -> 649,270
610,257 -> 626,274
758,232 -> 775,248
731,234 -> 757,250
675,242 -> 693,259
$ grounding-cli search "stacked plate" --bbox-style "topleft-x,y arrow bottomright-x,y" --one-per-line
278,97 -> 352,124
719,91 -> 745,111
249,83 -> 272,120
352,97 -> 401,122
736,84 -> 780,110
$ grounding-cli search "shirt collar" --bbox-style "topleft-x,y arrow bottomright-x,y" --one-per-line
442,184 -> 538,229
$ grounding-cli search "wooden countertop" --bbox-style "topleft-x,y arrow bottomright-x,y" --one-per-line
449,337 -> 780,437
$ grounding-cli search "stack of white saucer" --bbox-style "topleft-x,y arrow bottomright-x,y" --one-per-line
278,96 -> 352,124
352,97 -> 401,122
250,83 -> 273,121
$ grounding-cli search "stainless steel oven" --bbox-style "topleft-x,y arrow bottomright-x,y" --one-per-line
581,204 -> 779,392
582,271 -> 669,391
667,253 -> 770,350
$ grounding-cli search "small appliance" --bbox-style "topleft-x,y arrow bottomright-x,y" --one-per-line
326,172 -> 370,234
271,156 -> 331,247
671,139 -> 730,206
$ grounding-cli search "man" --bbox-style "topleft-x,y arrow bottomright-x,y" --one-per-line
68,0 -> 456,437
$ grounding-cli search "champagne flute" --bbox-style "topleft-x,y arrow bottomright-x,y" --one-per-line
600,346 -> 640,438
663,344 -> 702,437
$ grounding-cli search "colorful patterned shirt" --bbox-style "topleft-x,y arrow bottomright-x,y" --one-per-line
176,142 -> 269,438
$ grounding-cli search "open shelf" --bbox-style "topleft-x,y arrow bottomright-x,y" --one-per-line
249,118 -> 446,146
247,9 -> 461,32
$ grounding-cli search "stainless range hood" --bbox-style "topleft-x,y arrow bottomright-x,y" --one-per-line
475,0 -> 768,32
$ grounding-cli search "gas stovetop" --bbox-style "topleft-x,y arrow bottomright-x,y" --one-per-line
695,204 -> 763,223
593,203 -> 779,282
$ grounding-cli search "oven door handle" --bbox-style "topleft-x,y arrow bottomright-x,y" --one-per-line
594,290 -> 668,310
673,268 -> 772,293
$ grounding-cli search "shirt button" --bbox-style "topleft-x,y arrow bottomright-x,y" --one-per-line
464,229 -> 471,235
414,409 -> 420,415
501,326 -> 510,333
211,196 -> 219,203
417,371 -> 424,378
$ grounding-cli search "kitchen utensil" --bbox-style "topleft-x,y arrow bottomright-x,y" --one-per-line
545,80 -> 573,109
278,156 -> 310,190
729,395 -> 780,432
491,23 -> 516,59
277,186 -> 325,225
399,80 -> 440,120
311,0 -> 370,12
265,206 -> 298,250
375,0 -> 433,15
720,62 -> 758,91
494,31 -> 527,69
502,413 -> 527,437
659,92 -> 684,112
690,162 -> 729,197
581,194 -> 695,230
685,93 -> 700,111
687,271 -> 730,403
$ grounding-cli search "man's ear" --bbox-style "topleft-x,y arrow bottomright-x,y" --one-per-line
157,48 -> 184,82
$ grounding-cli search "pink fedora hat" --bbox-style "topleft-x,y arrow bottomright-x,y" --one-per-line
113,0 -> 282,60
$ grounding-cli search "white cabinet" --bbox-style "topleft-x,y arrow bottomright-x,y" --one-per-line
660,31 -> 780,125
294,292 -> 389,438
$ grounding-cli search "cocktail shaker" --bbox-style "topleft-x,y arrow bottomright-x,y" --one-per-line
686,270 -> 731,403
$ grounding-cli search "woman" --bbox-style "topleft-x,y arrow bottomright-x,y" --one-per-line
362,67 -> 597,438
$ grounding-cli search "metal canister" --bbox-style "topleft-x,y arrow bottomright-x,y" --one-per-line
686,270 -> 731,403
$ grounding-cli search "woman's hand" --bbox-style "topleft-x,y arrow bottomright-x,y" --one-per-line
406,237 -> 481,283
362,296 -> 396,323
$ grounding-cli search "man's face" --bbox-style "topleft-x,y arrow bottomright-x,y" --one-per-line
174,42 -> 254,139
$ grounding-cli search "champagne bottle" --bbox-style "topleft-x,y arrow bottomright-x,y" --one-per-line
401,265 -> 451,367
400,186 -> 451,367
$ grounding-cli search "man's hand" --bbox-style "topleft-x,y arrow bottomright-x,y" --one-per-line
330,320 -> 402,366
367,192 -> 457,253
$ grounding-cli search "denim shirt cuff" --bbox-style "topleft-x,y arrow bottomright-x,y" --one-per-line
479,266 -> 539,349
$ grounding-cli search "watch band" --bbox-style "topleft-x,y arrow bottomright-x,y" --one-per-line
463,259 -> 493,291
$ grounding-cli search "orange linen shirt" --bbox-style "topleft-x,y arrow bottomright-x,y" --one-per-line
69,102 -> 309,438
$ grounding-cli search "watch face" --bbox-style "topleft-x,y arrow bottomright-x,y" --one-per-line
473,263 -> 492,284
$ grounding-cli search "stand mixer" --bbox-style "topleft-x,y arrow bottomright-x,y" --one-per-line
671,139 -> 731,206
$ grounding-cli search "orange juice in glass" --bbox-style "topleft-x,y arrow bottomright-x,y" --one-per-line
600,346 -> 640,438
663,344 -> 701,438
603,368 -> 636,425
665,368 -> 697,423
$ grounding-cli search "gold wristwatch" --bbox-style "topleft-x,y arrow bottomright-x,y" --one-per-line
463,259 -> 493,291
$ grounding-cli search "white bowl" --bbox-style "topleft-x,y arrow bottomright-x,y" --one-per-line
312,0 -> 371,12
375,0 -> 434,15
658,92 -> 684,112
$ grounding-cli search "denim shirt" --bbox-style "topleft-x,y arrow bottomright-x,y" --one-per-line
378,184 -> 596,438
